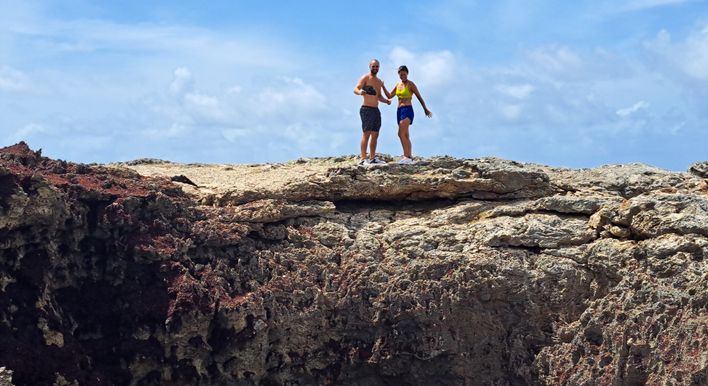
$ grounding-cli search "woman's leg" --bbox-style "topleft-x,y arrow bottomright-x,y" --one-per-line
398,118 -> 412,158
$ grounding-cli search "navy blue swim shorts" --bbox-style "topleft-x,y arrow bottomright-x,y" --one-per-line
397,105 -> 414,124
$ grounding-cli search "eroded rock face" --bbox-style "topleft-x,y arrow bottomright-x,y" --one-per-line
690,162 -> 708,179
0,142 -> 706,386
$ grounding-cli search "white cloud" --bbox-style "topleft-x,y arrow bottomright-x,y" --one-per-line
499,104 -> 523,121
184,92 -> 218,107
283,123 -> 318,147
160,67 -> 231,128
183,92 -> 227,122
616,101 -> 650,117
221,128 -> 249,142
11,123 -> 47,141
142,122 -> 192,140
256,77 -> 327,115
1,9 -> 306,87
521,45 -> 634,87
591,0 -> 700,16
0,66 -> 29,92
388,47 -> 457,88
138,68 -> 334,152
681,24 -> 708,80
617,0 -> 694,12
496,83 -> 535,99
2,1 -> 706,169
653,29 -> 672,45
646,23 -> 708,80
0,7 -> 321,159
168,67 -> 194,96
527,46 -> 582,73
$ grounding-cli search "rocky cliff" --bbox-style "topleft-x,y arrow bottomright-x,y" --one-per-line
0,142 -> 706,386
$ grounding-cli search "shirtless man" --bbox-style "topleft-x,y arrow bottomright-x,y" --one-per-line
354,59 -> 391,165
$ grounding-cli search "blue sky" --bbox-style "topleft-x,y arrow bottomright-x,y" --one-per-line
1,0 -> 707,170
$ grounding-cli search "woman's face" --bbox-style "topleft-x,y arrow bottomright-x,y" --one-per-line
398,71 -> 408,81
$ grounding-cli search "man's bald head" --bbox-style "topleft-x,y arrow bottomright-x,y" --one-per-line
369,59 -> 380,75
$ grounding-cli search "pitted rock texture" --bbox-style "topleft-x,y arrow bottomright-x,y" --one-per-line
0,368 -> 13,386
690,162 -> 708,178
1,142 -> 706,386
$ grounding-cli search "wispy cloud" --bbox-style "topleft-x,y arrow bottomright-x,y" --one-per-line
0,66 -> 30,92
0,6 -> 337,162
616,0 -> 696,12
496,84 -> 535,99
616,101 -> 650,117
387,37 -> 706,168
2,1 -> 707,170
256,77 -> 328,116
591,0 -> 706,18
11,123 -> 48,142
168,67 -> 194,96
526,46 -> 582,74
646,23 -> 708,81
388,47 -> 458,89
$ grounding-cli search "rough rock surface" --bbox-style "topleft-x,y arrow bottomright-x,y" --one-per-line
0,142 -> 706,385
0,368 -> 12,386
690,162 -> 708,179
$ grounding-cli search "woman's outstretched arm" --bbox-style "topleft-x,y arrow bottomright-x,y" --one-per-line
411,82 -> 432,117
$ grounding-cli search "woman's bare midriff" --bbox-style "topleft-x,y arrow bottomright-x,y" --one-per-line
398,98 -> 412,107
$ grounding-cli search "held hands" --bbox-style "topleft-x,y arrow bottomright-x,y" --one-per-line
386,98 -> 392,105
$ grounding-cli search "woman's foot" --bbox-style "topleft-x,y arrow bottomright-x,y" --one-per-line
398,157 -> 415,164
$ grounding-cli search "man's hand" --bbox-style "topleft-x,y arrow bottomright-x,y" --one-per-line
386,99 -> 392,105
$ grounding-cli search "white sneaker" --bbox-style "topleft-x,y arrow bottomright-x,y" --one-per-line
369,157 -> 387,164
358,158 -> 370,166
398,157 -> 415,164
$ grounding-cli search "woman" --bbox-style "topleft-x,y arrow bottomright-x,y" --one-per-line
384,65 -> 432,164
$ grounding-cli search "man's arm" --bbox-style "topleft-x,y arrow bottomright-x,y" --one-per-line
354,76 -> 366,95
379,83 -> 392,104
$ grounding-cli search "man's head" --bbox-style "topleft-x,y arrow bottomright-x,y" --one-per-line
369,59 -> 380,75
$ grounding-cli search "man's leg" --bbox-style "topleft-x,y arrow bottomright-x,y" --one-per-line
360,131 -> 371,160
369,131 -> 379,160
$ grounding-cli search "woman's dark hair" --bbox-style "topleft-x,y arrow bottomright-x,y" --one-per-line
398,65 -> 409,73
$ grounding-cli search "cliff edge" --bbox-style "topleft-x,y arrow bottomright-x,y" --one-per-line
0,142 -> 706,385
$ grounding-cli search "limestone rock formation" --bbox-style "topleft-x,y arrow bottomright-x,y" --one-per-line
0,368 -> 13,386
0,142 -> 706,385
690,161 -> 708,179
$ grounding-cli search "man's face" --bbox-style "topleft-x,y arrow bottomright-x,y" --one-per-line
369,61 -> 380,75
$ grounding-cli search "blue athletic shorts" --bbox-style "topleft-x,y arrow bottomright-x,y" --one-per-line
397,105 -> 414,124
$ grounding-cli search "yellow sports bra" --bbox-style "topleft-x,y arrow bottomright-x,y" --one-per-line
395,82 -> 413,99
